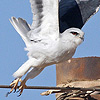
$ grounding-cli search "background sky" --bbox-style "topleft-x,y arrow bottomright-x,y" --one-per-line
0,0 -> 100,100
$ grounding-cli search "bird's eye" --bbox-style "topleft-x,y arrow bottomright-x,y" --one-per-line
71,32 -> 79,36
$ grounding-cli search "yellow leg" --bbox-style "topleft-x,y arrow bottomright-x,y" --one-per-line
6,78 -> 22,97
17,79 -> 27,96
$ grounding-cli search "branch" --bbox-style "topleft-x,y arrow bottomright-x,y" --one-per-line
0,85 -> 100,91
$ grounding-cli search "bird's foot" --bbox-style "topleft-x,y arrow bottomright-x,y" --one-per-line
6,78 -> 22,97
17,80 -> 26,97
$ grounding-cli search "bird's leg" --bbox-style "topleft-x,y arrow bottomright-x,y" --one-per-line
17,79 -> 27,97
16,67 -> 44,96
6,78 -> 22,97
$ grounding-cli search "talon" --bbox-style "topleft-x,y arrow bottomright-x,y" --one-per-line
17,93 -> 21,97
5,92 -> 10,97
16,89 -> 20,93
18,80 -> 26,96
6,78 -> 22,97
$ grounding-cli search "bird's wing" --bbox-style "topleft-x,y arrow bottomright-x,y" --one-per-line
30,0 -> 59,39
59,0 -> 100,33
10,17 -> 32,47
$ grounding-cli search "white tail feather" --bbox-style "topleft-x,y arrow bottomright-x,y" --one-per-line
10,17 -> 31,47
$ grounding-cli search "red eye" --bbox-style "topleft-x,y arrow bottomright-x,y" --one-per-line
71,32 -> 79,35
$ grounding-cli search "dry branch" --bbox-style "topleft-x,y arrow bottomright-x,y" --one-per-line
0,85 -> 100,92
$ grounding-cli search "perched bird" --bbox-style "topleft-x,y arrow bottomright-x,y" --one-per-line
7,0 -> 100,96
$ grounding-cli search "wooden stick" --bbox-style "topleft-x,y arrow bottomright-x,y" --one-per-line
0,85 -> 100,92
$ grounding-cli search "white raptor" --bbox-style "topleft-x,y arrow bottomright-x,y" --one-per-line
7,0 -> 84,96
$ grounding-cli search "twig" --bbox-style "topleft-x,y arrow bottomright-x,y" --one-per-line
0,85 -> 100,92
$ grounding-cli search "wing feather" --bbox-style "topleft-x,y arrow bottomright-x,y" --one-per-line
59,0 -> 100,33
10,17 -> 31,47
30,0 -> 59,39
76,0 -> 100,24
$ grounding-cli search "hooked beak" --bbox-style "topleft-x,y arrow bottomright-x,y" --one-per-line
79,36 -> 84,41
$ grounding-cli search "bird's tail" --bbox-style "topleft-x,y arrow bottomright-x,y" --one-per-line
9,17 -> 31,47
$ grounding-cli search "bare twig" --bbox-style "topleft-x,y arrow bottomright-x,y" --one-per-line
0,85 -> 100,92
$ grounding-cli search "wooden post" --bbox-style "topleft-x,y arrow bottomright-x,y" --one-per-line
56,57 -> 100,100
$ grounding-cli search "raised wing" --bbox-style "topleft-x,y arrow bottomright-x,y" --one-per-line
30,0 -> 59,39
59,0 -> 100,33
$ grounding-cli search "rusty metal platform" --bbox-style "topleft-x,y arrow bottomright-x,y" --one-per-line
56,57 -> 100,100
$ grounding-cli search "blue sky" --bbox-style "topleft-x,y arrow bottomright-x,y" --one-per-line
0,0 -> 100,100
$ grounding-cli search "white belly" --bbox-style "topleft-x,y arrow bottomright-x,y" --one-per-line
26,38 -> 76,66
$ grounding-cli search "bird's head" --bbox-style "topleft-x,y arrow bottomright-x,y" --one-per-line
62,28 -> 84,46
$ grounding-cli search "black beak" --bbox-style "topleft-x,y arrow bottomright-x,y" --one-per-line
80,37 -> 84,41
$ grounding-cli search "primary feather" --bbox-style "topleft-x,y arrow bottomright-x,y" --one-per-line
30,0 -> 59,39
